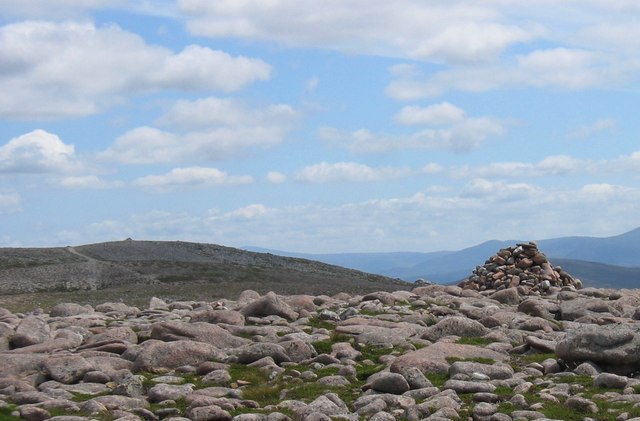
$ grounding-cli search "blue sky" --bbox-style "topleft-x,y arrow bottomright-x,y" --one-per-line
1,0 -> 640,253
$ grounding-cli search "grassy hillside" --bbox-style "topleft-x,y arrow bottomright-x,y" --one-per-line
0,240 -> 411,311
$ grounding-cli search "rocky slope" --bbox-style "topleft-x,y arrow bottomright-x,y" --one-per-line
0,240 -> 410,306
3,273 -> 640,420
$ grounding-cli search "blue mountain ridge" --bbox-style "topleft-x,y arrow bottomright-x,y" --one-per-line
243,227 -> 640,288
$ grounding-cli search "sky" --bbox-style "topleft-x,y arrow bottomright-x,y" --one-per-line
1,1 -> 640,253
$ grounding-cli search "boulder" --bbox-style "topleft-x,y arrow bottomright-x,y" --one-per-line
150,321 -> 248,348
391,342 -> 507,375
556,324 -> 640,374
43,355 -> 93,384
11,316 -> 50,348
50,303 -> 94,317
133,340 -> 226,372
368,372 -> 410,394
422,317 -> 488,342
190,310 -> 245,326
237,343 -> 291,364
239,292 -> 298,320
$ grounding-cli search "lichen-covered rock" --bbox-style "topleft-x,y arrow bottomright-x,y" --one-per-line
133,340 -> 226,372
239,292 -> 298,320
556,324 -> 640,374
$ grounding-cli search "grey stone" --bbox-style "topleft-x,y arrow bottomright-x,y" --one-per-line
50,303 -> 94,317
399,366 -> 432,389
556,324 -> 640,373
369,372 -> 410,394
422,317 -> 489,342
133,340 -> 225,372
19,406 -> 50,421
148,383 -> 194,403
202,370 -> 232,386
240,292 -> 297,321
594,372 -> 628,389
449,361 -> 514,380
43,355 -> 93,384
443,380 -> 496,394
237,343 -> 291,364
151,321 -> 249,348
187,405 -> 232,421
278,339 -> 317,362
11,316 -> 50,348
190,310 -> 245,326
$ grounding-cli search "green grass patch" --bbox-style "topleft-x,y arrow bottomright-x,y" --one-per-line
454,336 -> 495,346
0,406 -> 20,421
229,363 -> 271,386
424,372 -> 449,388
355,363 -> 385,382
307,317 -> 336,331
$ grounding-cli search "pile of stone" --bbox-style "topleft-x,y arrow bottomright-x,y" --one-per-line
460,241 -> 582,293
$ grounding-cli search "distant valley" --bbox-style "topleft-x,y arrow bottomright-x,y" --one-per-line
245,227 -> 640,288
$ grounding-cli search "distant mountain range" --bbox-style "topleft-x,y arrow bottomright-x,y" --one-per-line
245,227 -> 640,288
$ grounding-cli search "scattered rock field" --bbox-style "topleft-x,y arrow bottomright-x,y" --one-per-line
3,281 -> 640,421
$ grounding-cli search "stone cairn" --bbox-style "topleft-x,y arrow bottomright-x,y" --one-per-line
459,241 -> 582,293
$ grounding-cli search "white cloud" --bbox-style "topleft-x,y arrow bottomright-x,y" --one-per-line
157,97 -> 296,131
394,102 -> 466,126
133,166 -> 253,190
296,162 -> 413,183
266,171 -> 287,183
82,181 -> 640,253
0,191 -> 22,213
0,130 -> 78,173
104,97 -> 296,164
320,105 -> 504,154
0,21 -> 271,119
461,179 -> 540,201
456,155 -> 586,179
387,47 -> 618,99
0,0 -> 125,18
179,0 -> 539,64
103,125 -> 285,164
56,176 -> 124,189
568,118 -> 616,139
227,204 -> 269,219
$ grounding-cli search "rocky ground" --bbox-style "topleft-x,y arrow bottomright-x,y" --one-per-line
2,282 -> 640,421
2,244 -> 640,421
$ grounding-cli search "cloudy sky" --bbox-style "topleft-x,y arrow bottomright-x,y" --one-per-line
2,1 -> 640,253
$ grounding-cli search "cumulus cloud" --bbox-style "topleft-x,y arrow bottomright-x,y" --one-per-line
321,103 -> 504,154
394,102 -> 466,126
56,176 -> 124,189
266,171 -> 287,183
454,155 -> 586,179
0,21 -> 271,119
0,0 -> 125,18
133,166 -> 253,191
83,181 -> 640,253
0,130 -> 78,173
103,126 -> 285,164
0,191 -> 22,213
179,0 -> 538,64
387,47 -> 618,99
296,162 -> 413,183
157,97 -> 296,131
103,97 -> 296,164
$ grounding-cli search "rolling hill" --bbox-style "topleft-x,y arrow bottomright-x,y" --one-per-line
0,240 -> 411,310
